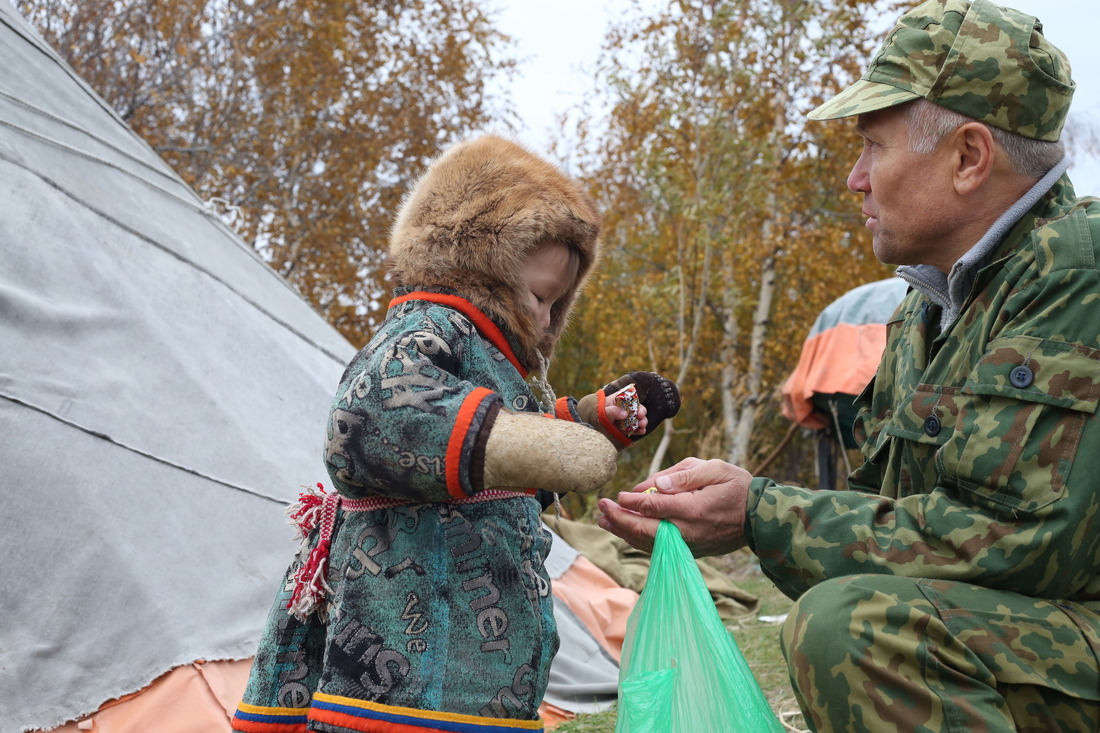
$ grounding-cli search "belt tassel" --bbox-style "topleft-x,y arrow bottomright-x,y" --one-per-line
285,482 -> 340,622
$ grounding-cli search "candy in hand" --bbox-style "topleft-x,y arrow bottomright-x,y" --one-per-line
615,384 -> 640,434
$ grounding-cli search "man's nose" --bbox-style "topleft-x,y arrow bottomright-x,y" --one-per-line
847,152 -> 870,193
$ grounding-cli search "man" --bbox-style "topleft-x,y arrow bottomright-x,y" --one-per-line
597,1 -> 1100,731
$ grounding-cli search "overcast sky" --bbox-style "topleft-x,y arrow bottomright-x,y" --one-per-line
496,0 -> 1100,192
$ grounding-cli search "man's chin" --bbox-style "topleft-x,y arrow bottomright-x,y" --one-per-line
871,239 -> 894,266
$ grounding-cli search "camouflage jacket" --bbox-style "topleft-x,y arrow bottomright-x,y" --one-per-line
747,174 -> 1100,614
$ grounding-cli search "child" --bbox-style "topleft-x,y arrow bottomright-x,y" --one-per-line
231,135 -> 679,733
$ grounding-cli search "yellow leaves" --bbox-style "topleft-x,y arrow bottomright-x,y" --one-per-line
22,0 -> 896,484
21,0 -> 515,349
554,0 -> 891,479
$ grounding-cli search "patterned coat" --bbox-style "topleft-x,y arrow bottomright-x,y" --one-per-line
232,135 -> 604,733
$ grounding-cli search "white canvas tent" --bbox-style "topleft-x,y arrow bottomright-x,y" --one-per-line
0,4 -> 630,730
0,1 -> 356,729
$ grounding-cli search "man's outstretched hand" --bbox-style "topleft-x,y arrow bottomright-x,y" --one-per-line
597,457 -> 752,556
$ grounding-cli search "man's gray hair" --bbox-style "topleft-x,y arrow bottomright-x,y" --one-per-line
902,100 -> 1065,179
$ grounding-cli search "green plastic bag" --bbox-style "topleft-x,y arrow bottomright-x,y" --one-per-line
615,521 -> 784,733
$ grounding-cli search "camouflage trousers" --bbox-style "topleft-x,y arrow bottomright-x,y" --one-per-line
780,575 -> 1100,732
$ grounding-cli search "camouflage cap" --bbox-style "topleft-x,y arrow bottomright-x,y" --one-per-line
808,0 -> 1075,141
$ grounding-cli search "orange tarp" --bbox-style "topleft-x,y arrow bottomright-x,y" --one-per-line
38,660 -> 252,733
38,658 -> 585,731
781,321 -> 888,430
551,553 -> 638,663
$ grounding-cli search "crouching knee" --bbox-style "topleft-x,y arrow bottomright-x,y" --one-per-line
780,574 -> 936,731
780,576 -> 869,681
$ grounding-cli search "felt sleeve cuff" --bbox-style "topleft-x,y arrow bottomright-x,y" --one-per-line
468,399 -> 504,495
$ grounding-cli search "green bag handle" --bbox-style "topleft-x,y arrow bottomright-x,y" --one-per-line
615,520 -> 784,733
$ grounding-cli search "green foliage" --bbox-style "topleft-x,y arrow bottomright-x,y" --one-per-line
555,708 -> 618,733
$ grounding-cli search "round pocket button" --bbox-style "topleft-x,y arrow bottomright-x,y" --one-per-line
1010,365 -> 1034,389
923,415 -> 941,437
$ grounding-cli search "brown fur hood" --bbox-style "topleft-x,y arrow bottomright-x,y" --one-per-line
388,135 -> 601,372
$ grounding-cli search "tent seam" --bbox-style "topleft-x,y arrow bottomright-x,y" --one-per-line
0,392 -> 289,505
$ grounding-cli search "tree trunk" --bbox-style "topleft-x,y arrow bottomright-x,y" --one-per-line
720,269 -> 740,462
730,249 -> 775,464
647,419 -> 674,475
726,9 -> 798,465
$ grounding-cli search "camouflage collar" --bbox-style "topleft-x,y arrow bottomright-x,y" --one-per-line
897,156 -> 1070,330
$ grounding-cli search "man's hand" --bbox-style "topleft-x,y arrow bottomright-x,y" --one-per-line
596,457 -> 751,556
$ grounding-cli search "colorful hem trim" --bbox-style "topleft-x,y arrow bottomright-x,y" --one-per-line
232,703 -> 309,733
309,692 -> 544,733
389,291 -> 527,378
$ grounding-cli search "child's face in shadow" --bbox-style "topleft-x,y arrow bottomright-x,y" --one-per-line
521,241 -> 577,333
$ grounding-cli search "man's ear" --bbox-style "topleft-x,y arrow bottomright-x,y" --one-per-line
950,121 -> 996,195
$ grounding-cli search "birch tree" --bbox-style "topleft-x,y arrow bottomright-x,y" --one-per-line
565,0 -> 895,477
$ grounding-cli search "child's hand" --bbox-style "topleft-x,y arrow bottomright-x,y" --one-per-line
605,384 -> 648,436
601,371 -> 681,439
574,371 -> 681,446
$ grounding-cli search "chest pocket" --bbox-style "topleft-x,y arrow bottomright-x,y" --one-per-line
936,335 -> 1100,513
863,383 -> 957,499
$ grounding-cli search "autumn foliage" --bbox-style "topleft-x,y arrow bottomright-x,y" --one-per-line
19,0 -> 516,347
20,0 -> 901,491
556,0 -> 897,486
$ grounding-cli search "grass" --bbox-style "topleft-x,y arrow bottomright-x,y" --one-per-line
552,709 -> 618,733
553,548 -> 808,733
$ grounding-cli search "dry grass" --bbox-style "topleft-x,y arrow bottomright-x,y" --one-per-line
554,548 -> 809,733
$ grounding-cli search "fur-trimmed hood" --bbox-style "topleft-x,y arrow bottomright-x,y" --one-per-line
388,135 -> 601,372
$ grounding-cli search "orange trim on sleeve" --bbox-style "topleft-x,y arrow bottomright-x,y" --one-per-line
389,291 -> 527,378
594,388 -> 633,448
554,397 -> 575,422
445,387 -> 495,499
